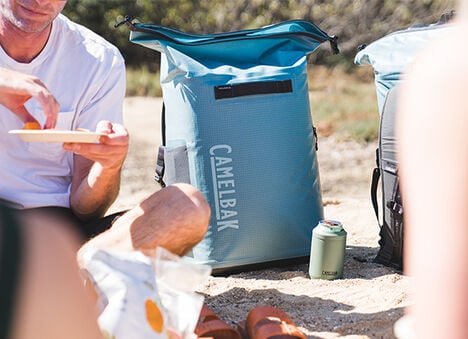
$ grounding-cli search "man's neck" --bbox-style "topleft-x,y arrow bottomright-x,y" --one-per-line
0,20 -> 52,63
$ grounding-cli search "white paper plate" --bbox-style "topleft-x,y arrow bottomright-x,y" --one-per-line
8,129 -> 104,143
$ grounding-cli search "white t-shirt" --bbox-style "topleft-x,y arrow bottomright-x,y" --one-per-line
0,14 -> 126,208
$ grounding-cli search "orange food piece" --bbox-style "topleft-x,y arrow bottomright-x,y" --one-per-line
145,299 -> 164,333
23,122 -> 41,130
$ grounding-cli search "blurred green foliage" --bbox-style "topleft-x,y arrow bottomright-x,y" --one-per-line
63,0 -> 457,68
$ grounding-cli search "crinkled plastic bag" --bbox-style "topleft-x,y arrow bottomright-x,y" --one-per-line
82,247 -> 212,339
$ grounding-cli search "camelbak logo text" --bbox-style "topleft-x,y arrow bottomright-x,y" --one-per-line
322,271 -> 338,276
209,145 -> 239,231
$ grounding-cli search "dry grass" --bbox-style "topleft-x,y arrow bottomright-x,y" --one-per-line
126,66 -> 162,97
308,65 -> 379,142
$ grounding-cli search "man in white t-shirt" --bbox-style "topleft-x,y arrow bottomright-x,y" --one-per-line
0,2 -> 209,258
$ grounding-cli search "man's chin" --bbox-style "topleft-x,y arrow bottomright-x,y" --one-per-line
7,16 -> 51,34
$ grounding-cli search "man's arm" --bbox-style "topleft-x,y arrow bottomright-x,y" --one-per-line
398,15 -> 468,338
65,46 -> 127,221
66,121 -> 129,221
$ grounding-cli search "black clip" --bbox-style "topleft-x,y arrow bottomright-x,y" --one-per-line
438,10 -> 456,24
114,15 -> 136,29
329,35 -> 340,55
313,126 -> 318,151
357,44 -> 367,51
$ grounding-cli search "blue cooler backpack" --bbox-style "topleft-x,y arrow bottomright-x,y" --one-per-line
121,18 -> 339,273
354,12 -> 455,270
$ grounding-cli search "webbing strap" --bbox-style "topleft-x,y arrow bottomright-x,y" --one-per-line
214,80 -> 292,100
161,102 -> 166,147
370,166 -> 381,223
154,103 -> 166,187
370,148 -> 381,223
388,179 -> 403,218
376,177 -> 404,270
154,145 -> 166,187
389,178 -> 404,268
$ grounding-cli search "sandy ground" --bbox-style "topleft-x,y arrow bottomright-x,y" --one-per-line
110,97 -> 411,339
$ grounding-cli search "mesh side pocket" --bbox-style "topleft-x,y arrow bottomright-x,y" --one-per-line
164,145 -> 190,185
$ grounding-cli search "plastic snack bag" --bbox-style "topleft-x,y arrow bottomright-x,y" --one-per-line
82,247 -> 212,339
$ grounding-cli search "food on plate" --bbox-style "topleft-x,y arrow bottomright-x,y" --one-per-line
22,122 -> 41,130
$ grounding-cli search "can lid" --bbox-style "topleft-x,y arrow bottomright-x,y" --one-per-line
319,219 -> 343,232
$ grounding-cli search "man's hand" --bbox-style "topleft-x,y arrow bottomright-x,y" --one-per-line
63,121 -> 129,169
65,120 -> 129,221
0,67 -> 59,129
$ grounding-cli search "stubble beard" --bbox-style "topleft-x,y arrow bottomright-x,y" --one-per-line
0,1 -> 57,34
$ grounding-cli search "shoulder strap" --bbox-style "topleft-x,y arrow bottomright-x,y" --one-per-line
154,103 -> 166,187
370,148 -> 381,223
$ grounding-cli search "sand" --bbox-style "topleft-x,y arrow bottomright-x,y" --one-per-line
110,96 -> 411,339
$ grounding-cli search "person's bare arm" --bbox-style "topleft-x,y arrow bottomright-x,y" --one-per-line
398,17 -> 468,338
66,121 -> 129,221
0,67 -> 58,128
10,210 -> 102,339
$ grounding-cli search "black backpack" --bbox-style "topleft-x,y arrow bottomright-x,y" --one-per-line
355,12 -> 456,271
371,86 -> 403,270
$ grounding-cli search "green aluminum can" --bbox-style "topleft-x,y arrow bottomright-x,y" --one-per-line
309,220 -> 347,280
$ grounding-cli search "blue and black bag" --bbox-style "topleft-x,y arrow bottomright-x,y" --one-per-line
355,12 -> 455,270
122,19 -> 338,273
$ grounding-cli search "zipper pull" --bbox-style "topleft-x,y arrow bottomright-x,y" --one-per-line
114,15 -> 136,29
329,35 -> 340,55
